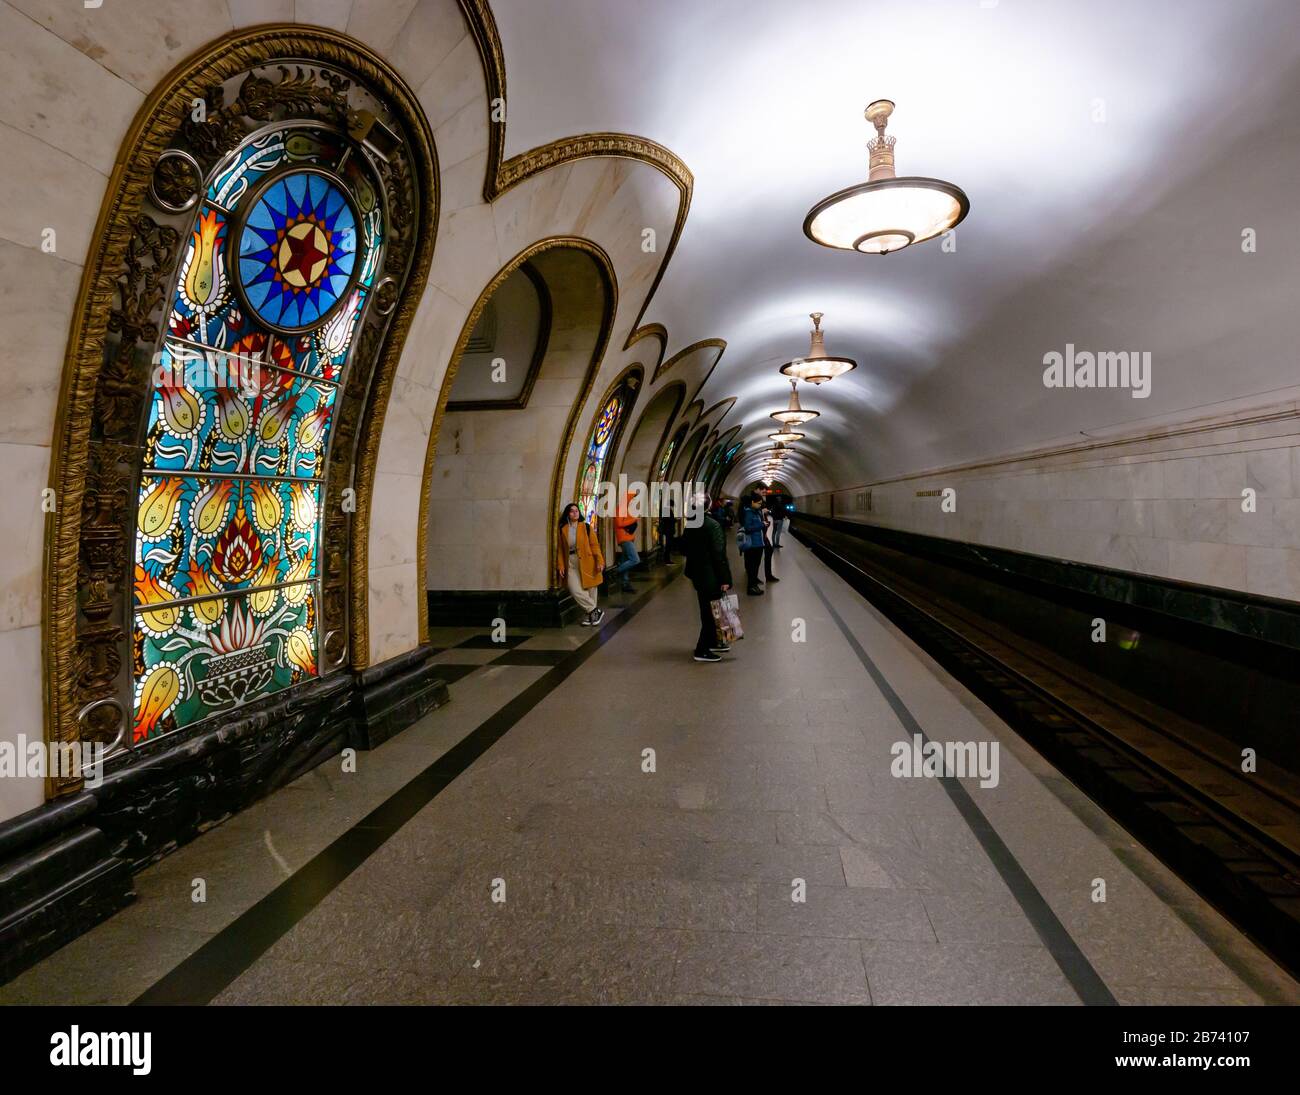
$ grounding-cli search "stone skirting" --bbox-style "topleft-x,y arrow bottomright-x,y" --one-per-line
426,547 -> 665,629
0,649 -> 449,986
426,588 -> 585,629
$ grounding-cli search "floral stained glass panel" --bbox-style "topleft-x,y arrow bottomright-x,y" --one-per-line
130,121 -> 385,743
578,391 -> 626,521
132,584 -> 318,743
134,475 -> 319,604
147,342 -> 336,479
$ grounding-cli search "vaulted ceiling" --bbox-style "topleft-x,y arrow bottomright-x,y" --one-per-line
494,0 -> 1300,494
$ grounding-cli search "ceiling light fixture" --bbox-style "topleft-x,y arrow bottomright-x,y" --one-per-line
768,429 -> 804,444
804,99 -> 969,256
779,313 -> 857,384
770,379 -> 820,426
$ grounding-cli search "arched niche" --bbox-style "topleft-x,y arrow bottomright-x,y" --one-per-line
423,240 -> 616,604
444,262 -> 550,409
43,27 -> 437,792
687,429 -> 720,483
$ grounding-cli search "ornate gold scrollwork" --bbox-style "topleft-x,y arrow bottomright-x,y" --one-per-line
456,0 -> 691,350
45,26 -> 438,796
148,150 -> 203,214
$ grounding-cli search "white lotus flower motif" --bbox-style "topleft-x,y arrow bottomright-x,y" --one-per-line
209,603 -> 268,655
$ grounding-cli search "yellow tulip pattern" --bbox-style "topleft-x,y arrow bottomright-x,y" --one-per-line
132,121 -> 384,741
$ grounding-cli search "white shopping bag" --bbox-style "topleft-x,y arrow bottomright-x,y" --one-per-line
713,592 -> 743,641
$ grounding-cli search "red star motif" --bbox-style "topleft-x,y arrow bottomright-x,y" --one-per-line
281,224 -> 329,286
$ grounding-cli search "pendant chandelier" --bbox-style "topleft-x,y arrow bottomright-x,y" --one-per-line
779,313 -> 856,384
770,379 -> 819,426
804,100 -> 969,256
768,429 -> 804,444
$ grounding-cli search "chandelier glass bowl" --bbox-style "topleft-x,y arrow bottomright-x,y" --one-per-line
770,379 -> 819,426
779,312 -> 856,384
804,100 -> 968,256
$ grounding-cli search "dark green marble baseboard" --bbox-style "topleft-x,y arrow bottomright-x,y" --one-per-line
0,645 -> 450,986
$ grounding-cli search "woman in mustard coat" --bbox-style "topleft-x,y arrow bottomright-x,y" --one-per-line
557,502 -> 606,626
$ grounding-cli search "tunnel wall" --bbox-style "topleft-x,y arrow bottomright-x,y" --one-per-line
797,397 -> 1300,604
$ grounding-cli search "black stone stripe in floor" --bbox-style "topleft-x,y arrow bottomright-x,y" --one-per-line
489,648 -> 570,666
131,569 -> 679,1006
455,632 -> 533,649
429,663 -> 486,685
797,547 -> 1118,1007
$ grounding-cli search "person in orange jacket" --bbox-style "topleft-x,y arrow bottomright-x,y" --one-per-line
556,502 -> 605,626
612,490 -> 640,593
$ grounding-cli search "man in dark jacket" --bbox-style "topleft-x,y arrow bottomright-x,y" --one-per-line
675,494 -> 733,662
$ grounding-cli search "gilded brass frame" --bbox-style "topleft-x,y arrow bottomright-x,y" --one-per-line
457,0 -> 692,351
651,338 -> 727,385
43,26 -> 438,794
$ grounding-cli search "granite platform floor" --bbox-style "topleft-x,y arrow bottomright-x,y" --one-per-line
4,538 -> 1298,1005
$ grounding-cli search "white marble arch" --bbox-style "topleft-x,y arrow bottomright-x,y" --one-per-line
363,6 -> 685,664
0,0 -> 685,821
424,244 -> 613,594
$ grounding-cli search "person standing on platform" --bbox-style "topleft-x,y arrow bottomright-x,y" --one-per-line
613,490 -> 640,592
761,502 -> 780,584
740,492 -> 766,595
557,502 -> 605,626
676,493 -> 732,662
771,505 -> 785,549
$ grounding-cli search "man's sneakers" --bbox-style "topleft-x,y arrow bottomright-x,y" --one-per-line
766,575 -> 781,582
746,586 -> 764,596
710,643 -> 731,654
584,608 -> 605,626
693,651 -> 723,662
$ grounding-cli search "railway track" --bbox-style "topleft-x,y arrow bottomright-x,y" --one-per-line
793,517 -> 1300,978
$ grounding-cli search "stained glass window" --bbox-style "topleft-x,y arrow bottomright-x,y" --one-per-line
576,375 -> 638,522
656,425 -> 685,483
131,123 -> 385,744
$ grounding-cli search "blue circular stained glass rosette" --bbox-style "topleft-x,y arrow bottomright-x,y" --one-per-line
236,170 -> 359,332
